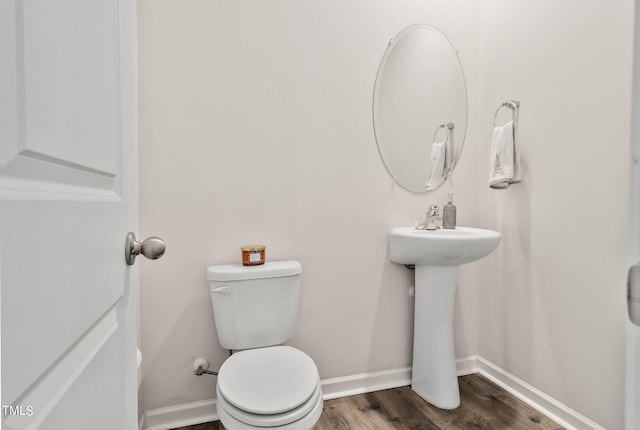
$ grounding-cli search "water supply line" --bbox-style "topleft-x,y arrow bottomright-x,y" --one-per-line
194,366 -> 218,376
193,358 -> 218,376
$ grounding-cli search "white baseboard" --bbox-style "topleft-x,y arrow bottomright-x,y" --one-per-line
140,356 -> 602,430
455,355 -> 479,376
320,366 -> 412,400
142,398 -> 218,430
477,357 -> 606,430
320,355 -> 480,401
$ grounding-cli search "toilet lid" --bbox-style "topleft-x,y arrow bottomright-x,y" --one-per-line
218,346 -> 319,415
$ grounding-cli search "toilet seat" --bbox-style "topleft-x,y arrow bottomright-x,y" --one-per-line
216,346 -> 323,429
217,382 -> 322,427
218,346 -> 319,414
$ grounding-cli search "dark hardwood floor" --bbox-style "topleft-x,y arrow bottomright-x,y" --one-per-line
171,374 -> 564,430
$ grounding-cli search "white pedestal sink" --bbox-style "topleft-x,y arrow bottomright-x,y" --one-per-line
389,226 -> 501,409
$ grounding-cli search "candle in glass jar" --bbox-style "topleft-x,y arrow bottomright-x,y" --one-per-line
241,245 -> 265,266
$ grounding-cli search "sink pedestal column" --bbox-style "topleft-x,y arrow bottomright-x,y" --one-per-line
412,265 -> 460,409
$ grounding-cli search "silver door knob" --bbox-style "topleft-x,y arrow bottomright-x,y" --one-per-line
125,232 -> 166,266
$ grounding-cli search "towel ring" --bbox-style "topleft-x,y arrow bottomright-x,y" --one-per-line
433,122 -> 454,142
493,100 -> 519,127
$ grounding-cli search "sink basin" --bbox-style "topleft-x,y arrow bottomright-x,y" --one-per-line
388,226 -> 501,410
389,226 -> 501,266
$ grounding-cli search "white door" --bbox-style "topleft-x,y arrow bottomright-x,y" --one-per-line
627,152 -> 640,428
628,148 -> 640,427
629,2 -> 640,428
1,0 -> 139,429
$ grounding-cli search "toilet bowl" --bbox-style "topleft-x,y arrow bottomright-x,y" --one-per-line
215,346 -> 323,429
207,261 -> 323,430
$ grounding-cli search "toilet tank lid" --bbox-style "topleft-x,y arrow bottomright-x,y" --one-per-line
207,260 -> 301,282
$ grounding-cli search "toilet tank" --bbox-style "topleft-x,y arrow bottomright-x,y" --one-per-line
207,260 -> 302,350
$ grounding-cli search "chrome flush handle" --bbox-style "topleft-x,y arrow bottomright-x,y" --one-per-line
125,232 -> 166,266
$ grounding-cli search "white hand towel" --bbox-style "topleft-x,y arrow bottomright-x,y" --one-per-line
489,120 -> 521,189
425,140 -> 447,189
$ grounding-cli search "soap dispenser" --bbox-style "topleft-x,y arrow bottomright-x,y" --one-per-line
443,192 -> 457,229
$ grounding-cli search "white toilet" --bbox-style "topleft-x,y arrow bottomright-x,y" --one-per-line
207,260 -> 323,430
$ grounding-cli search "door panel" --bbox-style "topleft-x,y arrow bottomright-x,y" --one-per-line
1,201 -> 124,405
20,0 -> 119,175
1,0 -> 138,428
3,309 -> 122,430
3,0 -> 119,190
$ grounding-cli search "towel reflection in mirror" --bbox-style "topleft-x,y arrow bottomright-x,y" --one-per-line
425,122 -> 454,190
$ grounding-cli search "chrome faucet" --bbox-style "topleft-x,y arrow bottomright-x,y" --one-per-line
416,205 -> 442,230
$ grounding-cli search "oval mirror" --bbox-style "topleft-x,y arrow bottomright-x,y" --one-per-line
373,24 -> 468,193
